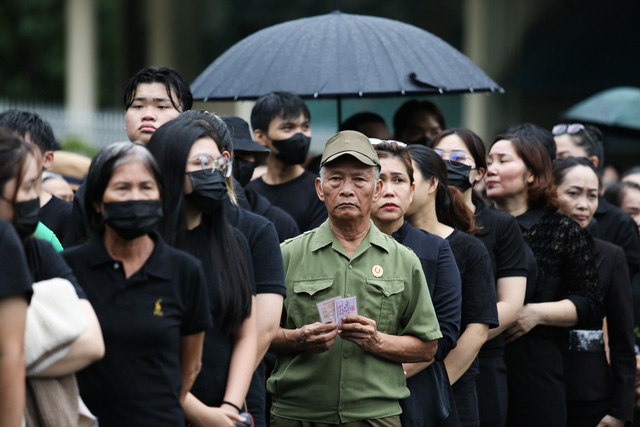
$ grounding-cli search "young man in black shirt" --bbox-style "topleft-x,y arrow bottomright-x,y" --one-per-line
0,110 -> 72,241
63,66 -> 192,247
246,91 -> 327,232
222,115 -> 300,242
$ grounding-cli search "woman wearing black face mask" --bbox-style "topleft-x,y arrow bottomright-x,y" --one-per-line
406,144 -> 499,426
431,129 -> 528,427
1,129 -> 106,423
148,117 -> 256,426
0,132 -> 42,240
62,142 -> 211,426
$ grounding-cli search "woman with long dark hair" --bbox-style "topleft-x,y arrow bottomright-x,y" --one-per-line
406,144 -> 498,426
148,115 -> 257,426
370,140 -> 462,426
430,129 -> 527,427
554,157 -> 635,426
486,135 -> 602,426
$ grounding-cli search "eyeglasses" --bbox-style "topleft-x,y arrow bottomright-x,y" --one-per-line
187,154 -> 232,177
370,138 -> 407,147
433,149 -> 469,166
552,123 -> 597,148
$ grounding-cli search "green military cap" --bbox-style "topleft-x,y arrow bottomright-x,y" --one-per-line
320,130 -> 380,167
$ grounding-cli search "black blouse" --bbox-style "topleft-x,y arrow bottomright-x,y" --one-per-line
516,209 -> 603,330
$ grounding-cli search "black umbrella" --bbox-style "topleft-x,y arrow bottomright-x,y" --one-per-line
191,11 -> 503,121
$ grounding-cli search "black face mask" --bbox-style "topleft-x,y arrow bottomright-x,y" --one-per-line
102,200 -> 163,240
185,169 -> 228,214
233,158 -> 256,189
14,197 -> 40,239
445,160 -> 474,192
270,133 -> 311,165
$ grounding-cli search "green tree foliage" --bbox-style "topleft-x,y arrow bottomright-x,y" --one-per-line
0,0 -> 65,101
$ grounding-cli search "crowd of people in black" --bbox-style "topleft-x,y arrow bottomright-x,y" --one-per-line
1,65 -> 639,427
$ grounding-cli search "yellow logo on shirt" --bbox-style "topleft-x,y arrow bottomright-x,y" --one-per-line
153,299 -> 164,316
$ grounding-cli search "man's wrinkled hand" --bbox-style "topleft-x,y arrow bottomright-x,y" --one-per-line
338,315 -> 381,351
292,322 -> 338,353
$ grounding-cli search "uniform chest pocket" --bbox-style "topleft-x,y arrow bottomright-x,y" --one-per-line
365,279 -> 405,333
289,278 -> 335,325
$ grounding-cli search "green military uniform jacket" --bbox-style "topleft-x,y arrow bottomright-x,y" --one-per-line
268,220 -> 442,424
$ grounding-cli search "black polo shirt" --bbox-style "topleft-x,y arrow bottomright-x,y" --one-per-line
62,231 -> 212,426
0,219 -> 32,301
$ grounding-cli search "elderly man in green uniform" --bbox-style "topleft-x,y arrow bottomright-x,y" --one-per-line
268,130 -> 442,426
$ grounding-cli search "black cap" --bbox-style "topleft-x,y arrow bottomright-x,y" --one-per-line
221,116 -> 270,163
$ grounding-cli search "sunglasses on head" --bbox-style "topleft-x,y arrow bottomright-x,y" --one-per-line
552,123 -> 597,147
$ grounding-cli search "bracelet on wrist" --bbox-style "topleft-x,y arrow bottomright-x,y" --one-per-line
221,400 -> 242,413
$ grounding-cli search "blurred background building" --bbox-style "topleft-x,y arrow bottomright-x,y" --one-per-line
1,0 -> 639,168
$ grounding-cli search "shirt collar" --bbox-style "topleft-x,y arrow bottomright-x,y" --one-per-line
85,230 -> 173,280
391,221 -> 411,242
309,219 -> 391,255
515,208 -> 546,230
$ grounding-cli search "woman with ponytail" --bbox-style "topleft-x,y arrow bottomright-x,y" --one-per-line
431,129 -> 528,427
406,144 -> 498,426
148,115 -> 256,427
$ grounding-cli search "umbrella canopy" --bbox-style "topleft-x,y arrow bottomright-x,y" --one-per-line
191,11 -> 503,102
562,87 -> 640,132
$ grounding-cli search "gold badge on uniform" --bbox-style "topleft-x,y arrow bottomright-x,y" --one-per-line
372,265 -> 383,278
153,298 -> 164,317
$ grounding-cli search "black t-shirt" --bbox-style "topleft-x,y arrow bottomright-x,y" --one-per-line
474,204 -> 528,353
245,187 -> 300,242
395,222 -> 462,427
474,204 -> 528,281
187,225 -> 256,407
392,221 -> 461,359
40,195 -> 72,243
0,219 -> 32,301
25,237 -> 86,299
62,232 -> 212,426
225,204 -> 286,297
245,170 -> 327,232
447,229 -> 499,382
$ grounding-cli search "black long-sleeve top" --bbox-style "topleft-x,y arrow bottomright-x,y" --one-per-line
515,209 -> 603,332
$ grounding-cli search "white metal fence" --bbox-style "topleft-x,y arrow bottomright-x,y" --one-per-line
0,99 -> 129,149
